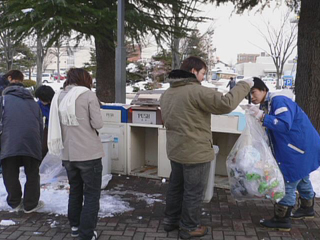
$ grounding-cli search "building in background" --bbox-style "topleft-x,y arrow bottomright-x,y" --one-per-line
235,52 -> 295,79
237,53 -> 260,64
43,45 -> 92,74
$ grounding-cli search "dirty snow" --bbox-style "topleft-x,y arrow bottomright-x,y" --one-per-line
0,154 -> 164,217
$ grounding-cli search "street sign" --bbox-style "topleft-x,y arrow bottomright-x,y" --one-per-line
283,76 -> 293,87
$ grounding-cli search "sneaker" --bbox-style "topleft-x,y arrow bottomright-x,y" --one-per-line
9,200 -> 23,212
179,226 -> 208,239
71,226 -> 79,238
91,231 -> 97,240
24,200 -> 44,214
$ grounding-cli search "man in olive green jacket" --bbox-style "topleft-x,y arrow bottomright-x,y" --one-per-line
160,56 -> 253,239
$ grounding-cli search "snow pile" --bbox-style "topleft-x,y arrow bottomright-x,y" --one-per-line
0,174 -> 134,217
310,168 -> 320,197
0,220 -> 16,226
0,153 -> 164,216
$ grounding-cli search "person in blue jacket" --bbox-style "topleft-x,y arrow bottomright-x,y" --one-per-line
35,85 -> 55,159
249,77 -> 320,231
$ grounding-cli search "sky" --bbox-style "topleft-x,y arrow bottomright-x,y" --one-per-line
196,2 -> 298,64
142,2 -> 298,65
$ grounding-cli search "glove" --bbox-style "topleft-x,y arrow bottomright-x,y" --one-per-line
242,78 -> 254,88
248,105 -> 264,120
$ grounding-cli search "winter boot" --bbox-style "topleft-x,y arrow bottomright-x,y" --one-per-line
179,226 -> 208,239
260,203 -> 293,231
292,195 -> 315,220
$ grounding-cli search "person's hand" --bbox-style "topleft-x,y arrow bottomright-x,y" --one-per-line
243,78 -> 254,88
248,105 -> 264,120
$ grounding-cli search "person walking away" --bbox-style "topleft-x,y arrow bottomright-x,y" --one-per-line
0,70 -> 44,213
35,85 -> 55,159
48,68 -> 104,240
249,77 -> 320,231
160,56 -> 253,239
227,77 -> 236,90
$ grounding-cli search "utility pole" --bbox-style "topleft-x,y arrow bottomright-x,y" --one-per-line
115,0 -> 126,103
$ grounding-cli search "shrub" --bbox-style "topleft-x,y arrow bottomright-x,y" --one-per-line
132,86 -> 140,92
23,80 -> 37,88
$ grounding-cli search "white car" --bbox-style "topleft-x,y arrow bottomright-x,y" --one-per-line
25,73 -> 54,83
41,73 -> 54,83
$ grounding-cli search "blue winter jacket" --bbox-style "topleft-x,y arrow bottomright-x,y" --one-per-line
262,91 -> 320,182
37,100 -> 50,127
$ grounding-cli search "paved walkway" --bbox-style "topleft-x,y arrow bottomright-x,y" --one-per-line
0,174 -> 319,240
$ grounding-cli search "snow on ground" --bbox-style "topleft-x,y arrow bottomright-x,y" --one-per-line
43,80 -> 65,92
310,168 -> 320,197
0,154 -> 165,217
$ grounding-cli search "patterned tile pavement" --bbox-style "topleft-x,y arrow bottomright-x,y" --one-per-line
0,174 -> 319,240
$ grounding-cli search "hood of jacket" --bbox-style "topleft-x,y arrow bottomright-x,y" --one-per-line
166,70 -> 200,88
2,83 -> 34,99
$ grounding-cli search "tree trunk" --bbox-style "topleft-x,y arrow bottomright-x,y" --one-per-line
295,0 -> 320,132
57,46 -> 60,83
36,35 -> 43,86
95,36 -> 115,103
5,36 -> 13,70
171,38 -> 180,70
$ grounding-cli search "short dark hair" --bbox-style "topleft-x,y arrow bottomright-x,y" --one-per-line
64,68 -> 92,89
180,56 -> 207,72
252,77 -> 269,92
4,70 -> 24,81
35,85 -> 55,103
230,77 -> 234,80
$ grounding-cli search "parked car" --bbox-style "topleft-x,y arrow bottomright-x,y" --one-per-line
25,73 -> 54,83
53,74 -> 66,80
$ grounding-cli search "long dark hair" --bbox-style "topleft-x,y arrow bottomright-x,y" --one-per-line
64,68 -> 92,89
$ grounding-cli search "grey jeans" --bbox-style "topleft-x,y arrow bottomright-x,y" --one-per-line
164,160 -> 210,230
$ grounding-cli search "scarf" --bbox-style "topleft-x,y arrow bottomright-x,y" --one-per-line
48,86 -> 89,156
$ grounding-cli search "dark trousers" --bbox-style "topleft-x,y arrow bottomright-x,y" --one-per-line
1,156 -> 40,211
164,161 -> 210,230
63,159 -> 102,240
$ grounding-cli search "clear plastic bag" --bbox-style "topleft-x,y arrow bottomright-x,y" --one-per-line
226,112 -> 285,202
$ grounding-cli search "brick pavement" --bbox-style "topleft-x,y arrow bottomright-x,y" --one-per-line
0,174 -> 320,240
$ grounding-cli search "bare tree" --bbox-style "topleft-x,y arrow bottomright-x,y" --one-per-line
48,39 -> 70,82
252,11 -> 297,89
0,29 -> 21,71
42,53 -> 55,72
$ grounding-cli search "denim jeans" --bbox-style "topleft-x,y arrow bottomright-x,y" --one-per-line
278,175 -> 314,207
63,159 -> 102,240
164,161 -> 210,231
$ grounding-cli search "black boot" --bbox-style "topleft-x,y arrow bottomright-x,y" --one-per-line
292,194 -> 315,220
260,203 -> 293,231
